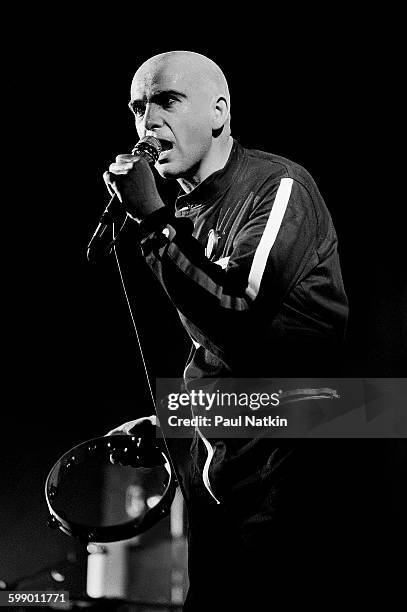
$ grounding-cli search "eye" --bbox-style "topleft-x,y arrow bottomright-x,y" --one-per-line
160,95 -> 178,110
129,101 -> 145,118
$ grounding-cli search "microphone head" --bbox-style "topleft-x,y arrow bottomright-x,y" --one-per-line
132,136 -> 162,164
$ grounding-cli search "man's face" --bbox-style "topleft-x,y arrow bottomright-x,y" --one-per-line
129,60 -> 214,179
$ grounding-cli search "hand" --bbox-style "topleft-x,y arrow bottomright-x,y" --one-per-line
106,415 -> 159,436
105,415 -> 165,467
103,155 -> 165,222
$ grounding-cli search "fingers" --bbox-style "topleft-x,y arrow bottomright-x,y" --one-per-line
103,157 -> 135,196
109,161 -> 134,174
105,417 -> 163,467
103,171 -> 116,196
102,154 -> 153,205
109,153 -> 142,174
105,416 -> 157,437
105,425 -> 128,436
105,425 -> 133,437
105,419 -> 143,437
115,154 -> 137,162
129,417 -> 159,438
109,153 -> 150,173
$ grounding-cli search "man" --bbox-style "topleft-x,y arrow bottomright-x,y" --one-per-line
105,51 -> 351,609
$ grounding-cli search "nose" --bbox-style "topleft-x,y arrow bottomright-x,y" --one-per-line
142,102 -> 164,134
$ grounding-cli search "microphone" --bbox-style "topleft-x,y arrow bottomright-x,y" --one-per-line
87,136 -> 162,262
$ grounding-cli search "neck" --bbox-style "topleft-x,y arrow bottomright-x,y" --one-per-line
177,136 -> 234,194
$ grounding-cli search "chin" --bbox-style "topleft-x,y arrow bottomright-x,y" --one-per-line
155,162 -> 184,180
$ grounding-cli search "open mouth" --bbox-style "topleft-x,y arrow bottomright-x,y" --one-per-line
158,139 -> 173,152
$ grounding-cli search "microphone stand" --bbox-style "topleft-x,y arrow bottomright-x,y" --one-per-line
86,195 -> 128,263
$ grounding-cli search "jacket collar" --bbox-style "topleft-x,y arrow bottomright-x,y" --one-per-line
176,139 -> 243,210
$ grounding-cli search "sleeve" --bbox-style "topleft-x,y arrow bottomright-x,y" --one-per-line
139,177 -> 319,352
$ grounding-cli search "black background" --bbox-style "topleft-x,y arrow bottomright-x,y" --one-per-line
1,15 -> 405,594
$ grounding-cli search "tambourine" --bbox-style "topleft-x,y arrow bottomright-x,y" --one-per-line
45,435 -> 177,543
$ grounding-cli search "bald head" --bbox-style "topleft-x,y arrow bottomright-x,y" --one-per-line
132,51 -> 230,112
129,50 -> 233,186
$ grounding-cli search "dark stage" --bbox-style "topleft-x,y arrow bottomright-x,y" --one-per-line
1,20 -> 406,605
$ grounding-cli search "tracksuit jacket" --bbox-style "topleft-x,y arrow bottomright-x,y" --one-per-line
138,140 -> 349,608
140,139 -> 348,379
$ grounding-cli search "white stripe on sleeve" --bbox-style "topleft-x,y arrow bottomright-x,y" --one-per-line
246,177 -> 293,300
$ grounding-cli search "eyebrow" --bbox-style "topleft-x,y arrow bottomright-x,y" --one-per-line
128,89 -> 187,110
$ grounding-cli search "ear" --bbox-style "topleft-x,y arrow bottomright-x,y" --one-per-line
212,96 -> 229,130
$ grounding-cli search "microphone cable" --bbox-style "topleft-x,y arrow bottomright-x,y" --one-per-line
112,220 -> 155,408
111,222 -> 186,500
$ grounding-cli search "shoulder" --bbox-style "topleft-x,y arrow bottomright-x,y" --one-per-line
243,145 -> 321,194
235,144 -> 337,237
239,144 -> 331,220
